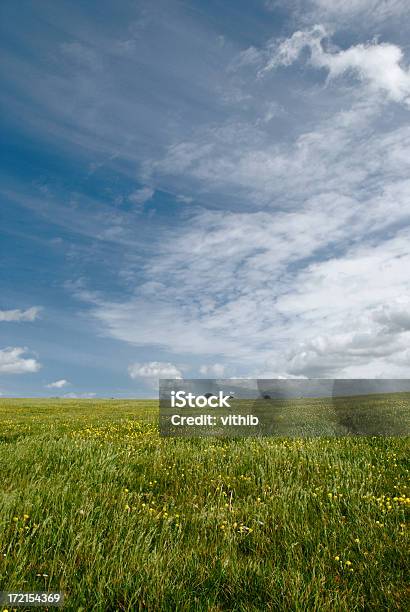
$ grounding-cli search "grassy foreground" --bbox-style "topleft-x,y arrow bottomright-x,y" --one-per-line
0,399 -> 409,611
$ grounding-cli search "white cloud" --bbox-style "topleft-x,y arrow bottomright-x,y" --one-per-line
309,0 -> 405,15
0,307 -> 41,322
58,16 -> 410,381
0,347 -> 41,374
128,361 -> 182,380
199,363 -> 226,377
313,0 -> 410,24
145,98 -> 396,207
46,379 -> 69,389
128,186 -> 155,205
79,169 -> 410,377
261,25 -> 410,105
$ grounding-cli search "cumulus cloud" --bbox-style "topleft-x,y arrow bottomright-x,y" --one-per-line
128,186 -> 155,205
0,347 -> 41,374
261,25 -> 410,105
128,361 -> 182,380
46,379 -> 69,389
0,307 -> 41,322
287,330 -> 403,377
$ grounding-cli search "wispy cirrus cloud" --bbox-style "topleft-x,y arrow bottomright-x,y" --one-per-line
78,219 -> 410,377
267,0 -> 410,27
71,28 -> 410,379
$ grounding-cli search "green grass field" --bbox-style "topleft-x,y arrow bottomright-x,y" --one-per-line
0,398 -> 409,611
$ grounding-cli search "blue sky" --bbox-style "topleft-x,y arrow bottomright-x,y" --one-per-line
1,0 -> 410,397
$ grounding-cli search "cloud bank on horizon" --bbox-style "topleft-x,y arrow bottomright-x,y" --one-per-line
1,0 -> 410,396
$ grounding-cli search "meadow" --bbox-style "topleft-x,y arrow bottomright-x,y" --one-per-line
0,398 -> 409,611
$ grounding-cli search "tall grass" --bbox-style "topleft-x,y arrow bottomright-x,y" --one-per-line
0,399 -> 408,611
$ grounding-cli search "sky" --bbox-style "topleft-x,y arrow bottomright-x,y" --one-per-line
1,0 -> 410,397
